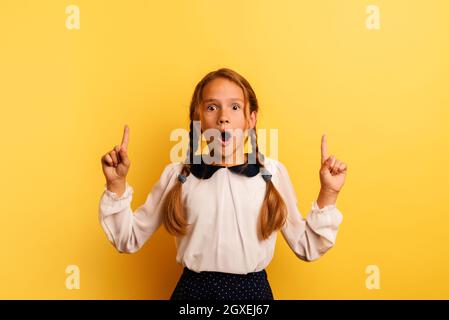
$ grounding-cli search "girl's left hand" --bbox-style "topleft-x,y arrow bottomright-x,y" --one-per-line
319,134 -> 348,193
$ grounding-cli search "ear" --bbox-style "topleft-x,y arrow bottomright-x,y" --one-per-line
248,110 -> 257,129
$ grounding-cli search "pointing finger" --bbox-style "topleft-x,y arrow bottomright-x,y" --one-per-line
121,125 -> 130,150
114,145 -> 122,163
119,147 -> 130,166
328,155 -> 336,170
321,134 -> 328,164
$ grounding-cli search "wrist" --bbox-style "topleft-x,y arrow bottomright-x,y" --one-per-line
107,179 -> 126,193
319,187 -> 339,196
317,188 -> 339,209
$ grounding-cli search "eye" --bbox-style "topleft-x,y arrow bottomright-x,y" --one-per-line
232,103 -> 241,110
207,104 -> 218,111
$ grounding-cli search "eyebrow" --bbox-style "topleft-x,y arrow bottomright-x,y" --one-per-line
203,98 -> 244,103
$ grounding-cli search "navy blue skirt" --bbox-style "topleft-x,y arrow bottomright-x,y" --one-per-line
170,267 -> 274,300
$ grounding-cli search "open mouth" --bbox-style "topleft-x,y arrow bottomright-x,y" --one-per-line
219,130 -> 232,145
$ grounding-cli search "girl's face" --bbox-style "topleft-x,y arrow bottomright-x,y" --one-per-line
199,77 -> 257,165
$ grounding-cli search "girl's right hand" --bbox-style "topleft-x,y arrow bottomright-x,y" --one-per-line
101,125 -> 131,185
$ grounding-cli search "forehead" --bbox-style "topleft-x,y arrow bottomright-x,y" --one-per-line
202,77 -> 244,102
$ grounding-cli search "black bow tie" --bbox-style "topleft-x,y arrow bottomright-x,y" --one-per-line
190,158 -> 260,179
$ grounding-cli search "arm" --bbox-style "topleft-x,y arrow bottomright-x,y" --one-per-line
98,162 -> 181,253
272,161 -> 344,262
316,188 -> 339,209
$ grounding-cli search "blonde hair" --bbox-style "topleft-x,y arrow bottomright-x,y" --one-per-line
161,68 -> 287,240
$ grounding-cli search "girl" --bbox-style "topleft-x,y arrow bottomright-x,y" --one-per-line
99,68 -> 347,300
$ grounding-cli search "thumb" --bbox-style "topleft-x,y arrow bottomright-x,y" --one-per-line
119,147 -> 130,166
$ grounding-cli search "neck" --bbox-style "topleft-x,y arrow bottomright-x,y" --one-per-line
210,152 -> 248,167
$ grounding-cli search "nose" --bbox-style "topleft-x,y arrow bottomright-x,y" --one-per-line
217,111 -> 230,125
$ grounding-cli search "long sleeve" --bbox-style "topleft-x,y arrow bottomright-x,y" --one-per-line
271,160 -> 344,262
98,162 -> 181,253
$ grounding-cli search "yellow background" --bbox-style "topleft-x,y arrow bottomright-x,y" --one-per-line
1,0 -> 448,299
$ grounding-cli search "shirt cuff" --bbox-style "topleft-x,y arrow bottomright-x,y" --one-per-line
103,182 -> 133,201
311,200 -> 337,214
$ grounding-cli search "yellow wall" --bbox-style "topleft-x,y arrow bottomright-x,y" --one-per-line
1,0 -> 448,299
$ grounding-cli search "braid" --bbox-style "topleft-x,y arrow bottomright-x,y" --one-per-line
248,128 -> 257,165
249,127 -> 265,166
188,120 -> 201,165
251,126 -> 288,240
161,121 -> 197,236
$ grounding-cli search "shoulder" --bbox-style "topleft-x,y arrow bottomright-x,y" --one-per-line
163,161 -> 184,173
262,156 -> 297,199
159,161 -> 184,182
262,156 -> 288,178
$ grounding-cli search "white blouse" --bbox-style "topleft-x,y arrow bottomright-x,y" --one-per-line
98,157 -> 343,275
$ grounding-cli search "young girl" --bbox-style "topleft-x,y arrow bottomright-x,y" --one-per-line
99,68 -> 347,300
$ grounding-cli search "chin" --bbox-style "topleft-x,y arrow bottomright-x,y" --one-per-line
222,145 -> 245,160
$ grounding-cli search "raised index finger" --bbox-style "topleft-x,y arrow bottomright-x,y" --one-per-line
321,134 -> 328,164
121,125 -> 130,150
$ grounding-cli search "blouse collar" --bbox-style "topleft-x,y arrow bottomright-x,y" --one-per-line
190,154 -> 260,179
